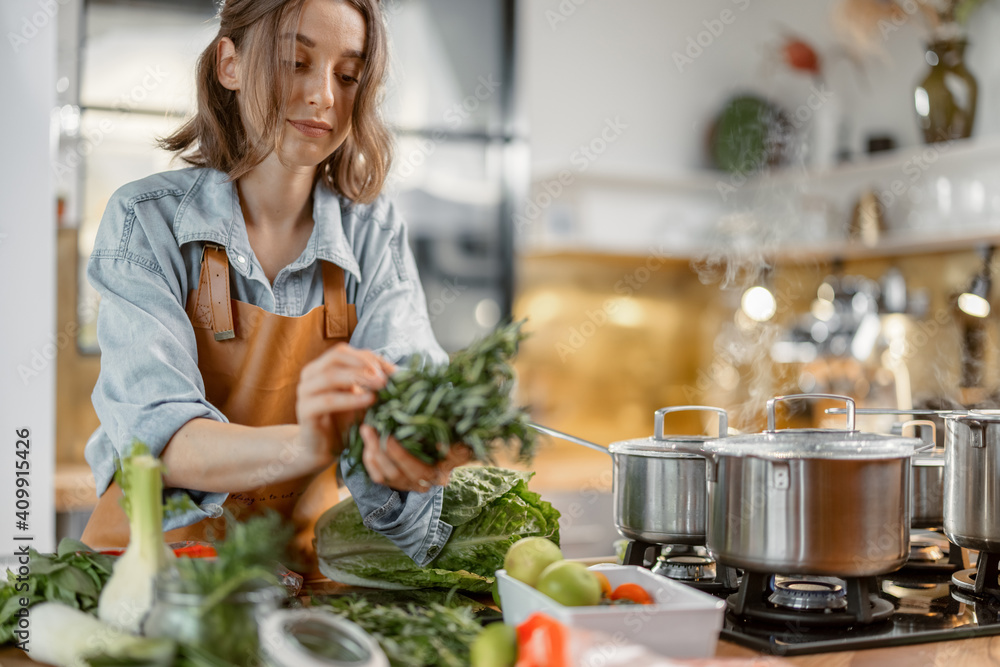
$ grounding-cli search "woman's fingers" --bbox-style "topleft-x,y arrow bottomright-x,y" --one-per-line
301,345 -> 387,392
297,391 -> 374,422
383,436 -> 439,489
360,426 -> 441,492
297,344 -> 400,426
298,367 -> 380,400
361,425 -> 411,489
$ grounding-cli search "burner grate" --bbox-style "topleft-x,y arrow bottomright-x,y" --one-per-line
952,551 -> 1000,598
728,571 -> 894,628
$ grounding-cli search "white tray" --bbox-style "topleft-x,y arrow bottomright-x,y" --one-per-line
496,564 -> 726,659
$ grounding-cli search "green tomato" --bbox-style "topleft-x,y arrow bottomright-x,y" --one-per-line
535,561 -> 602,607
503,536 -> 563,587
470,622 -> 517,667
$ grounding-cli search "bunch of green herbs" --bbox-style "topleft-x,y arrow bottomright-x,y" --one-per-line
346,320 -> 536,465
318,593 -> 484,667
0,538 -> 116,644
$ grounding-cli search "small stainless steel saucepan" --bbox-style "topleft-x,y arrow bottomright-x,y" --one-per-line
898,420 -> 945,529
827,410 -> 948,529
530,406 -> 728,545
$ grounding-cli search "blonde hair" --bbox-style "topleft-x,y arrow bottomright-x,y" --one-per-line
161,0 -> 392,204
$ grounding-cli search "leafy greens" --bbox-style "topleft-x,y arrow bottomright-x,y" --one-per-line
0,538 -> 116,645
315,467 -> 560,592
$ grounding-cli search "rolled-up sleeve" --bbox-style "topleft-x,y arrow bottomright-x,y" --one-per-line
350,201 -> 448,369
339,200 -> 455,565
84,188 -> 228,529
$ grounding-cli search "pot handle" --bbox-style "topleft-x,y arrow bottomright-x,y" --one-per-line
527,422 -> 612,456
654,406 -> 729,441
900,419 -> 936,452
767,393 -> 856,432
963,418 -> 987,449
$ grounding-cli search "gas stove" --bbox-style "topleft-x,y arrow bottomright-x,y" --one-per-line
718,563 -> 1000,656
620,538 -> 1000,655
621,541 -> 739,595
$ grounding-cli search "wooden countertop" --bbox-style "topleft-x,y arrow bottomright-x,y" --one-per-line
4,634 -> 999,666
4,575 -> 1000,665
715,635 -> 1000,665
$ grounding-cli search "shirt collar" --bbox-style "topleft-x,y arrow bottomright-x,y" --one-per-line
173,168 -> 362,282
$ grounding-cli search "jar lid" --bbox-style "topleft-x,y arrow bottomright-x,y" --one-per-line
259,609 -> 389,667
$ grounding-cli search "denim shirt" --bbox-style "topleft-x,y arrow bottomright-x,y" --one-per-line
84,167 -> 452,565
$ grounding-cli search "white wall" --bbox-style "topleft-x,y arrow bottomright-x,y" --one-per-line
516,0 -> 1000,253
0,0 -> 57,559
520,0 -> 1000,176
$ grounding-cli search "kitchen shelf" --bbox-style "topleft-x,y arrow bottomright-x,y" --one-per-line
523,134 -> 1000,262
765,229 -> 1000,264
532,134 -> 1000,194
522,229 -> 1000,266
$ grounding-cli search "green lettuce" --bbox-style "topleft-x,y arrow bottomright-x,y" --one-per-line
315,467 -> 560,592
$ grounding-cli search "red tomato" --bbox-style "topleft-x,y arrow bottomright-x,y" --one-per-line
610,583 -> 654,605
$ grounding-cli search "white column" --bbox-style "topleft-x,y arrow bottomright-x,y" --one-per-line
0,0 -> 58,563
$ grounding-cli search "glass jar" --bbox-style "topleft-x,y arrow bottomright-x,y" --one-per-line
258,609 -> 389,667
144,577 -> 286,665
914,38 -> 978,144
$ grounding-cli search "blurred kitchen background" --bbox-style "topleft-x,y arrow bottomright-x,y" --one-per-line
3,0 -> 1000,556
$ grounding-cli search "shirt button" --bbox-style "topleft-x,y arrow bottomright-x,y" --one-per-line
237,255 -> 246,264
427,545 -> 440,558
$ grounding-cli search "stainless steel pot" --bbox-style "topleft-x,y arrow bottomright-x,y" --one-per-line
704,394 -> 920,577
830,410 -> 950,529
899,420 -> 945,529
530,405 -> 727,545
943,411 -> 1000,551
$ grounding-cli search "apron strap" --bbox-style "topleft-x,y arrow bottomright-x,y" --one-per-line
322,262 -> 350,339
195,244 -> 236,341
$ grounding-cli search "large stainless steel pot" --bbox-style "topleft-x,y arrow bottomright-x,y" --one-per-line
943,411 -> 1000,551
704,394 -> 920,577
530,405 -> 728,545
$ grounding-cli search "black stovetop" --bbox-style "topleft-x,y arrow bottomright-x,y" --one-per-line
717,568 -> 1000,656
625,534 -> 1000,657
720,570 -> 1000,655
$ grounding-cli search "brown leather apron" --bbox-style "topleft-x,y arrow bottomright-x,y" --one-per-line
82,245 -> 357,574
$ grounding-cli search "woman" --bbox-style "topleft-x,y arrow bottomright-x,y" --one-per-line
81,0 -> 468,573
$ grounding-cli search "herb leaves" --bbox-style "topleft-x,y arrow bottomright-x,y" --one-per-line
346,321 -> 536,466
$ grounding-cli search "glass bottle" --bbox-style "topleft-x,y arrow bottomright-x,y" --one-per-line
914,38 -> 978,144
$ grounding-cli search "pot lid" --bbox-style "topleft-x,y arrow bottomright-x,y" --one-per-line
608,405 -> 729,458
950,409 -> 1000,423
608,435 -> 708,458
702,394 -> 918,460
702,430 -> 920,460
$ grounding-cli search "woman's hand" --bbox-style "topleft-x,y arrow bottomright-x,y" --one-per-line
359,424 -> 473,492
296,343 -> 396,469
